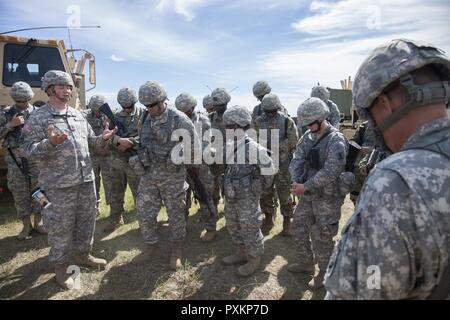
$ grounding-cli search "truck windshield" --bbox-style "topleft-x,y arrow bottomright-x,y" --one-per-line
3,43 -> 65,87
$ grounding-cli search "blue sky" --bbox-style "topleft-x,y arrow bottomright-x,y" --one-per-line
1,0 -> 449,114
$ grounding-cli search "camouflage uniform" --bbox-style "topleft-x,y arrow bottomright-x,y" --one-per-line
325,39 -> 450,299
202,95 -> 214,114
209,88 -> 231,208
108,88 -> 145,222
253,93 -> 298,233
84,95 -> 113,208
0,104 -> 40,219
22,102 -> 107,264
135,82 -> 199,247
251,80 -> 289,125
348,121 -> 375,204
311,85 -> 341,130
222,106 -> 274,276
175,92 -> 218,233
289,98 -> 347,279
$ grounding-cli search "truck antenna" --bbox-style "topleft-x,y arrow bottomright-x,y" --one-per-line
0,26 -> 101,35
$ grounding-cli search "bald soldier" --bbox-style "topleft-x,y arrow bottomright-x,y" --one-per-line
325,39 -> 450,299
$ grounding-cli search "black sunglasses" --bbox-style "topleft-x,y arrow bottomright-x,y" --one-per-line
145,102 -> 159,109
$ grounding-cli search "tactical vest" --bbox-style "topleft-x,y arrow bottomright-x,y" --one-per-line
115,108 -> 141,138
2,105 -> 35,149
140,108 -> 180,163
258,112 -> 287,150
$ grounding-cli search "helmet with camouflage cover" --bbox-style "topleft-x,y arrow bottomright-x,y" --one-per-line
353,39 -> 450,129
253,80 -> 272,99
297,97 -> 330,127
311,85 -> 330,103
41,70 -> 74,92
88,95 -> 107,111
175,92 -> 197,112
261,93 -> 282,111
223,105 -> 251,127
10,81 -> 34,102
117,87 -> 138,107
138,81 -> 167,106
211,88 -> 231,106
202,94 -> 214,111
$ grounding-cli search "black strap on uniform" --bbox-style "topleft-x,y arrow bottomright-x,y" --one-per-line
284,117 -> 289,140
311,127 -> 333,149
377,75 -> 450,132
7,148 -> 30,178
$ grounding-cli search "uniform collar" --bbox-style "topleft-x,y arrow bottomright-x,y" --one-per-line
150,106 -> 169,124
402,117 -> 450,151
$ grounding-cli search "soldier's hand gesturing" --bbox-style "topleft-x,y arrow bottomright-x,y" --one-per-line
10,114 -> 25,127
47,127 -> 68,146
117,138 -> 133,153
102,126 -> 118,141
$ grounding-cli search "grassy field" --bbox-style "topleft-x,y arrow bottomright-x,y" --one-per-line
0,183 -> 355,300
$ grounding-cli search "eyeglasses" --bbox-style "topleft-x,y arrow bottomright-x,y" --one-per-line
306,120 -> 320,127
145,102 -> 159,109
122,105 -> 134,109
264,110 -> 277,114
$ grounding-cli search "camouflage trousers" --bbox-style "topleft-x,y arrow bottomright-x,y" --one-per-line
109,156 -> 140,217
42,182 -> 96,264
224,193 -> 264,258
260,164 -> 294,218
292,196 -> 341,271
136,165 -> 187,244
210,164 -> 224,208
186,165 -> 218,231
5,152 -> 40,219
92,154 -> 113,206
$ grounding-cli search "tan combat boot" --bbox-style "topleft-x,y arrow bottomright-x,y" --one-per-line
74,253 -> 107,269
200,230 -> 217,242
17,216 -> 33,240
55,264 -> 74,290
222,247 -> 247,266
237,255 -> 261,277
33,214 -> 47,235
260,213 -> 275,235
281,217 -> 292,237
169,241 -> 183,271
131,244 -> 158,265
103,214 -> 124,233
308,271 -> 326,289
287,262 -> 315,274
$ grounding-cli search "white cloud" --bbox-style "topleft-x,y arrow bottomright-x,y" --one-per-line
110,54 -> 125,62
156,0 -> 208,21
3,0 -> 211,65
258,0 -> 450,113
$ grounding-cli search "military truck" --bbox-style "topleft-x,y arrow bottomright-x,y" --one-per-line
0,35 -> 96,188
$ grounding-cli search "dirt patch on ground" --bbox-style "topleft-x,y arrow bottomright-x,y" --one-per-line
0,188 -> 354,300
